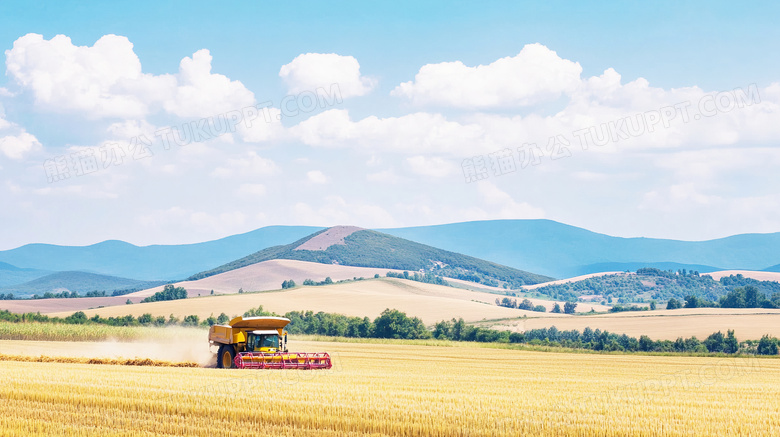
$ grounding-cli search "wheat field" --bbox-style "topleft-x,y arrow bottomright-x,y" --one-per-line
1,340 -> 778,436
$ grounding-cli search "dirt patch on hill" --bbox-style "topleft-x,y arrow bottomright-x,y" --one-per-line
294,226 -> 364,251
704,270 -> 780,282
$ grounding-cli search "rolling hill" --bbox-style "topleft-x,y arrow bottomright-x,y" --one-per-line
188,226 -> 553,287
125,259 -> 406,298
0,271 -> 166,298
380,220 -> 780,278
0,262 -> 51,287
48,277 -> 602,324
0,225 -> 322,280
764,263 -> 780,273
479,308 -> 780,341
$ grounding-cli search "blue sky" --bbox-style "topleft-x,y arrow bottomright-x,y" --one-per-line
1,1 -> 780,249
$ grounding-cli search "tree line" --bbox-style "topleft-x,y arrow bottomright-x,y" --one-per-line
2,306 -> 778,356
140,284 -> 187,303
495,297 -> 578,314
666,285 -> 780,309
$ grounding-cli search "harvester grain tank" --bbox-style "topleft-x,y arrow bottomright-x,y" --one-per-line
208,316 -> 332,369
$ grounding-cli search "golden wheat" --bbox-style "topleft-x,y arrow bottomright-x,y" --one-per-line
0,353 -> 197,367
0,340 -> 778,436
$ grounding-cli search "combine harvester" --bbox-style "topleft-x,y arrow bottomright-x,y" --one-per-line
209,316 -> 332,369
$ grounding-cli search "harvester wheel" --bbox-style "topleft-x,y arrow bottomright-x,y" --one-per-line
217,345 -> 236,369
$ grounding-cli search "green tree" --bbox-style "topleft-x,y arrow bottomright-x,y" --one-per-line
563,302 -> 577,314
705,331 -> 726,353
724,329 -> 739,354
666,298 -> 682,310
551,303 -> 562,313
639,335 -> 655,352
745,286 -> 760,308
373,309 -> 430,339
757,335 -> 779,355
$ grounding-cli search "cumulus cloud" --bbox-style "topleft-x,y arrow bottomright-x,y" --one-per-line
405,155 -> 457,178
306,170 -> 329,184
163,49 -> 255,118
290,109 -> 485,155
392,43 -> 582,108
210,151 -> 279,178
280,53 -> 375,98
0,105 -> 41,159
5,34 -> 255,120
0,131 -> 41,160
476,181 -> 546,219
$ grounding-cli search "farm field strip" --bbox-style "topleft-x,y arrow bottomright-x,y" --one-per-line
482,311 -> 780,340
1,341 -> 778,436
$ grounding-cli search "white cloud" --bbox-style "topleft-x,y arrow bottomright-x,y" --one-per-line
210,151 -> 279,178
392,43 -> 582,108
237,106 -> 284,143
280,53 -> 375,98
5,34 -> 255,120
476,181 -> 546,219
33,184 -> 117,199
306,170 -> 329,184
291,109 -> 485,155
406,155 -> 457,178
236,183 -> 267,197
366,169 -> 401,184
291,196 -> 398,228
0,104 -> 41,159
163,49 -> 255,118
0,131 -> 41,160
5,34 -> 164,119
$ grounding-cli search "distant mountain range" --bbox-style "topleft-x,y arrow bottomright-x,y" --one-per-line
0,226 -> 321,281
2,220 -> 780,294
380,220 -> 780,278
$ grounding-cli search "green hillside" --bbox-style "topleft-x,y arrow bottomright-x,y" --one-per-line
528,268 -> 780,306
189,229 -> 552,288
0,271 -> 167,298
0,262 -> 51,287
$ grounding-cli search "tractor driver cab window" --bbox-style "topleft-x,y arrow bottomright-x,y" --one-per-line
261,335 -> 279,349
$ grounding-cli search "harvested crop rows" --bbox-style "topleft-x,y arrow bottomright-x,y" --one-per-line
0,340 -> 778,436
